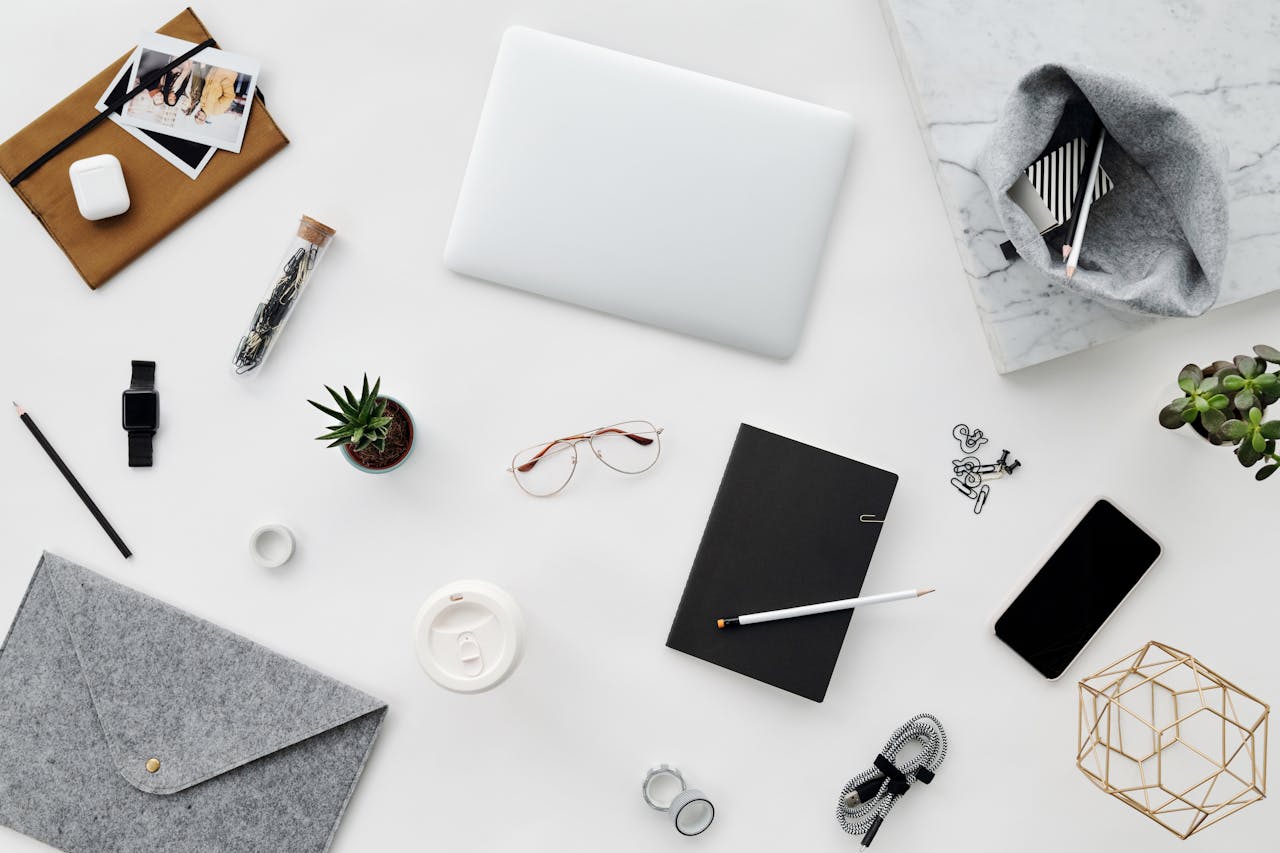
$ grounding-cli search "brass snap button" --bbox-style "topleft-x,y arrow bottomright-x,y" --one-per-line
145,758 -> 161,773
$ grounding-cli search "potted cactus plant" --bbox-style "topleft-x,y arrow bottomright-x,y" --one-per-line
1158,345 -> 1280,481
308,374 -> 415,473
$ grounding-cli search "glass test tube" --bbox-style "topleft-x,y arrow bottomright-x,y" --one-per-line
231,215 -> 336,377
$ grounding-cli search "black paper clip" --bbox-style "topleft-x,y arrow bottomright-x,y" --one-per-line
948,426 -> 1020,516
952,424 -> 988,454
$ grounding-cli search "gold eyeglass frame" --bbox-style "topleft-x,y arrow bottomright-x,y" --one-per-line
507,420 -> 664,497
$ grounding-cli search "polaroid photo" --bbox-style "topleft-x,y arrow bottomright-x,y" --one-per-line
116,33 -> 260,154
97,60 -> 215,180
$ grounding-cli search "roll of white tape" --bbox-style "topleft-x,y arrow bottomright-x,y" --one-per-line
669,789 -> 715,836
642,765 -> 714,836
249,524 -> 295,568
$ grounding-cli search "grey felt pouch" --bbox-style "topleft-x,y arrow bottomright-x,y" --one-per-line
0,553 -> 388,853
977,63 -> 1229,317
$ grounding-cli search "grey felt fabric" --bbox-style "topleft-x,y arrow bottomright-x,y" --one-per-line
0,553 -> 388,853
978,63 -> 1229,317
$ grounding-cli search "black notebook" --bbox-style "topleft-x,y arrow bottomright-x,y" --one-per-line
666,424 -> 898,702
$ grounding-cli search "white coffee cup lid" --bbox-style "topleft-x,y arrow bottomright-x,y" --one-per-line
413,580 -> 525,693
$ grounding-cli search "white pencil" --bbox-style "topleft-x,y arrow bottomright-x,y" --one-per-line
1065,129 -> 1107,279
716,588 -> 934,629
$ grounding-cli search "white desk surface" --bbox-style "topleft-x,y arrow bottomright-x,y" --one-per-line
1,2 -> 1278,851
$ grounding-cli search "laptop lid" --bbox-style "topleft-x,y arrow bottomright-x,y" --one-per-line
445,27 -> 853,358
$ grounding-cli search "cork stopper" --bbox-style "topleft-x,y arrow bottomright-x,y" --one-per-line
297,215 -> 336,247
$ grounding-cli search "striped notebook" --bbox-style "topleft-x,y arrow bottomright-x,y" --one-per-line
1026,136 -> 1112,227
1000,136 -> 1112,260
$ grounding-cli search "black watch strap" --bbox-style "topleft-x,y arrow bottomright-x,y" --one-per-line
130,360 -> 156,390
128,430 -> 153,468
128,360 -> 156,468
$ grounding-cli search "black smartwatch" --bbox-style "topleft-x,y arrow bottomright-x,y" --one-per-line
122,360 -> 159,467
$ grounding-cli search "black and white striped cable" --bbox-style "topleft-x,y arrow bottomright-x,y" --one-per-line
836,713 -> 948,848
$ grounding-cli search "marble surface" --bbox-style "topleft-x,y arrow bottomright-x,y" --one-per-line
880,0 -> 1280,373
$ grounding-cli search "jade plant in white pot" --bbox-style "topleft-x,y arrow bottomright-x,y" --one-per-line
1158,345 -> 1280,481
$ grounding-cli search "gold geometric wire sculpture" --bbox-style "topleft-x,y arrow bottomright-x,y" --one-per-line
1078,641 -> 1269,839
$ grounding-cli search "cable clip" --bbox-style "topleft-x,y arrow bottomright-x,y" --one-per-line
873,754 -> 911,797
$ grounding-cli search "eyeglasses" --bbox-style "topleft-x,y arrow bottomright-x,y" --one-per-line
507,420 -> 664,496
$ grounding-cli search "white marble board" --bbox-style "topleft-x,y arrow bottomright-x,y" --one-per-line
879,0 -> 1280,373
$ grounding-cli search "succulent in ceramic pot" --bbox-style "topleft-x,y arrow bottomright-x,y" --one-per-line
308,374 -> 415,473
1158,345 -> 1280,481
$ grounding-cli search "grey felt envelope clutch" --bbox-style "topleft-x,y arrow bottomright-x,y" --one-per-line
0,553 -> 388,853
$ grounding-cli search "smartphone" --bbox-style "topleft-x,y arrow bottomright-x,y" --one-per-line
994,498 -> 1161,680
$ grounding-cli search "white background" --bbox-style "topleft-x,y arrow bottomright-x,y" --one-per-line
2,2 -> 1278,851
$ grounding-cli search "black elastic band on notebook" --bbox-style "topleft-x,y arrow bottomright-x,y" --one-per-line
9,38 -> 216,188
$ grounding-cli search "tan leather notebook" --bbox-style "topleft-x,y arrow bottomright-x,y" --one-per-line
0,8 -> 288,289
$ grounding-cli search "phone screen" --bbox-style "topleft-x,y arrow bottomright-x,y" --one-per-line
995,499 -> 1161,679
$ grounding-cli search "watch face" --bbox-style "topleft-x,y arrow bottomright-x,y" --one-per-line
122,391 -> 159,430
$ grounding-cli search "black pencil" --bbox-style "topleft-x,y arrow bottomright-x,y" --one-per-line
14,402 -> 131,558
